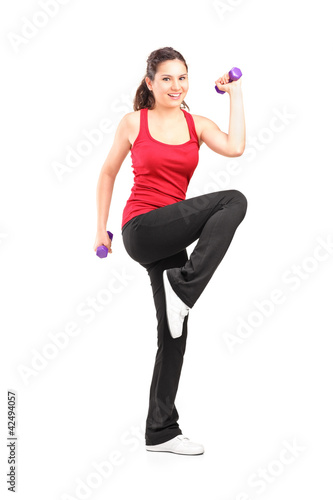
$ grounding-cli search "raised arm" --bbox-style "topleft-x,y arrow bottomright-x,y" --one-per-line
198,76 -> 245,157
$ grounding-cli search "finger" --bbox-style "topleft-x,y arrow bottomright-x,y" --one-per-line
225,72 -> 230,82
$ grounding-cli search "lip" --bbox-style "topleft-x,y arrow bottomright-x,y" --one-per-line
168,93 -> 182,99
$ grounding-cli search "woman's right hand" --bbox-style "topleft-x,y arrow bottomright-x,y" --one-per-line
93,229 -> 112,255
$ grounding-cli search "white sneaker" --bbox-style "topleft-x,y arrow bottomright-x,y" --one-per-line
146,434 -> 204,455
163,269 -> 190,339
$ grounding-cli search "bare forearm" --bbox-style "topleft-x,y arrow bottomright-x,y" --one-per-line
96,173 -> 115,230
227,87 -> 246,154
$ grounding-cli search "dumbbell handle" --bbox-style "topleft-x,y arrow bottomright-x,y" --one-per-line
96,231 -> 113,258
215,67 -> 242,94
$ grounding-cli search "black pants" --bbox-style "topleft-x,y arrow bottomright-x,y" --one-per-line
121,189 -> 248,445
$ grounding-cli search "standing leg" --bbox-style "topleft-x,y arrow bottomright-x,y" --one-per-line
142,250 -> 189,446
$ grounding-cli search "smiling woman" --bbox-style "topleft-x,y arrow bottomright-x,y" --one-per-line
94,46 -> 247,457
133,47 -> 190,111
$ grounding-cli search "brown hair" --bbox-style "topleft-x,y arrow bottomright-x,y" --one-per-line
133,47 -> 190,111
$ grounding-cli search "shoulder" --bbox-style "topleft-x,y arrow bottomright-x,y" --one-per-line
122,110 -> 142,131
189,114 -> 217,146
122,110 -> 140,124
116,111 -> 140,135
191,114 -> 221,135
120,111 -> 143,148
125,110 -> 141,119
191,114 -> 216,128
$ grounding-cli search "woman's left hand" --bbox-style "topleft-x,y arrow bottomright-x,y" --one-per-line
215,71 -> 242,94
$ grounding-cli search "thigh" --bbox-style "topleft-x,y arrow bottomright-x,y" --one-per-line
122,190 -> 241,265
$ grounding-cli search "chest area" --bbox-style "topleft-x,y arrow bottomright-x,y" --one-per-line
131,140 -> 199,177
147,112 -> 191,145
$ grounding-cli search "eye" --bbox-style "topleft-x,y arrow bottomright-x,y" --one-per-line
162,76 -> 187,81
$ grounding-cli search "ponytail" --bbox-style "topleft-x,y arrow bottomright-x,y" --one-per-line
133,77 -> 156,111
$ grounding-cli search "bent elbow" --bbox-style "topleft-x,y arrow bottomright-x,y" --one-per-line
236,143 -> 246,156
229,148 -> 244,157
225,141 -> 246,157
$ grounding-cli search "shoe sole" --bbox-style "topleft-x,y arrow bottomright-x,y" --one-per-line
146,447 -> 204,455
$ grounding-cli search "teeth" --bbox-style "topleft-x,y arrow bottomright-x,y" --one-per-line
169,94 -> 180,97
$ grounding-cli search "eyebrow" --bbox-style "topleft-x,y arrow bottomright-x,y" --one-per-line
160,73 -> 187,76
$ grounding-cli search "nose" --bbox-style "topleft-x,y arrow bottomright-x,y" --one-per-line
171,80 -> 182,91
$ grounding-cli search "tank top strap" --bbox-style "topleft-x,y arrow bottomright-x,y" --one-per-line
181,108 -> 199,144
138,107 -> 149,140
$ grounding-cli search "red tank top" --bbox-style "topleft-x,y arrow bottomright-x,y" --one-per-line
121,107 -> 200,229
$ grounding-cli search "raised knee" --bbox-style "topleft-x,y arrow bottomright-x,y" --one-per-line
230,189 -> 248,218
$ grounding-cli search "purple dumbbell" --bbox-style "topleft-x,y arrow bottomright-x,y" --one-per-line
96,230 -> 113,258
215,67 -> 242,94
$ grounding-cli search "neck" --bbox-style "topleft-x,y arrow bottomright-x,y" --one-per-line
150,104 -> 184,119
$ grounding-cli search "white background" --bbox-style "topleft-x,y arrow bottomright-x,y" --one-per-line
1,0 -> 332,498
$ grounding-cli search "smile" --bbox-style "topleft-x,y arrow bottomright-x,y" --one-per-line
168,93 -> 182,99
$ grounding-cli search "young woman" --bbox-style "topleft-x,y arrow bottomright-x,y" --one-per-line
93,47 -> 247,456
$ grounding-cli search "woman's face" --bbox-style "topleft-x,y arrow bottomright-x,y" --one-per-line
146,59 -> 189,108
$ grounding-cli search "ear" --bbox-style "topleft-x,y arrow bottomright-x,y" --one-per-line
145,76 -> 152,91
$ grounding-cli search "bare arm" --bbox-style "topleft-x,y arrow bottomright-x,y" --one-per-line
93,113 -> 131,252
199,76 -> 245,157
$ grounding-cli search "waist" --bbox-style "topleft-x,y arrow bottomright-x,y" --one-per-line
121,191 -> 184,230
